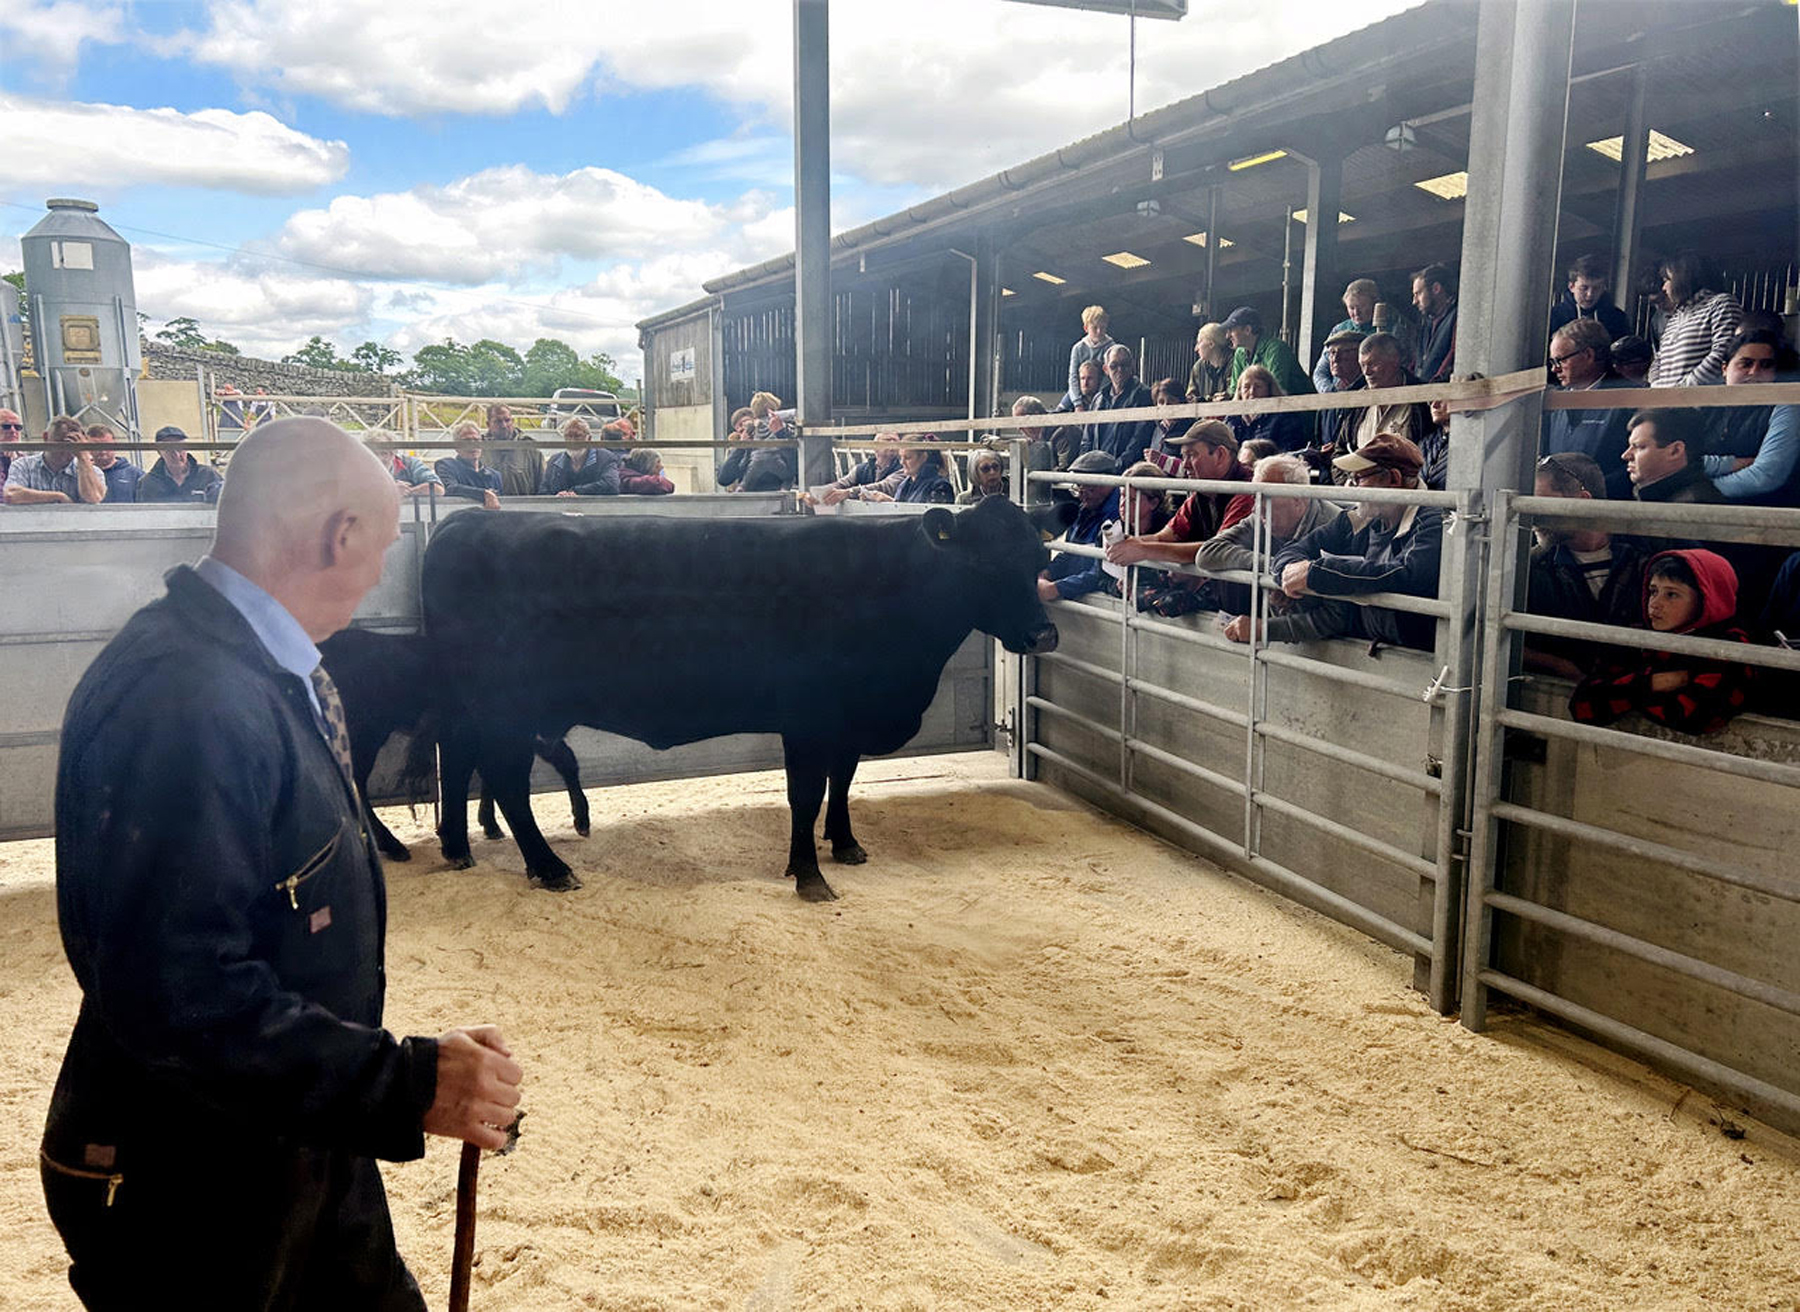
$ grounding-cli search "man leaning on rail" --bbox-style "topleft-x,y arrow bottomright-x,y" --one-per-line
1263,432 -> 1444,651
41,418 -> 523,1310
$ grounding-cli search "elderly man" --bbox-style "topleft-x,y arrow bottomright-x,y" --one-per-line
1347,333 -> 1431,461
482,403 -> 543,499
1199,453 -> 1347,638
137,425 -> 223,503
1317,327 -> 1369,460
4,415 -> 106,505
1,407 -> 25,480
41,418 -> 523,1310
436,420 -> 503,508
1311,279 -> 1380,393
365,432 -> 443,498
1039,449 -> 1122,602
86,425 -> 143,502
1013,395 -> 1079,474
1187,322 -> 1233,402
1541,318 -> 1633,498
1271,432 -> 1443,650
1083,344 -> 1157,467
1222,305 -> 1312,397
541,417 -> 621,496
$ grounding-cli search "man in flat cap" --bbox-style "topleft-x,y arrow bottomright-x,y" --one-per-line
1266,431 -> 1443,650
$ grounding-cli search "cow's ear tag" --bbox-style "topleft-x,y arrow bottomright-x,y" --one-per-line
922,506 -> 956,545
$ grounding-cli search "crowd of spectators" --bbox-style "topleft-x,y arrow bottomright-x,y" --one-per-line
1021,253 -> 1796,733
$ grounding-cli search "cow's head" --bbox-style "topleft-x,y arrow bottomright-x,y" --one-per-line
920,500 -> 1065,655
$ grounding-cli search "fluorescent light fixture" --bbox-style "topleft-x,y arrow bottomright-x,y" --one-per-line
1228,149 -> 1287,171
1001,287 -> 1016,297
1291,209 -> 1355,225
1181,231 -> 1235,249
1586,131 -> 1694,163
1413,171 -> 1469,200
1032,270 -> 1066,285
1101,251 -> 1151,269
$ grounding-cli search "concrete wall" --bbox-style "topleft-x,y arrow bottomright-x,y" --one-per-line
651,402 -> 723,494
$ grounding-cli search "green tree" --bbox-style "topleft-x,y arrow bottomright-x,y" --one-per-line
465,339 -> 525,395
283,335 -> 351,371
204,338 -> 242,356
405,335 -> 622,397
521,336 -> 624,395
156,316 -> 208,349
350,341 -> 402,375
4,271 -> 29,344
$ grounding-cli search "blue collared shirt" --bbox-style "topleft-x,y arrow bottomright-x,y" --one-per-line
195,556 -> 327,730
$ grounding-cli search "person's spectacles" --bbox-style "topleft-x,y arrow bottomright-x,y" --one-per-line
1351,469 -> 1390,485
0,422 -> 22,431
1549,349 -> 1586,367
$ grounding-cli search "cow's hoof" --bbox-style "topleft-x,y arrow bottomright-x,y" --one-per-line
830,841 -> 868,866
530,867 -> 582,892
445,853 -> 476,871
482,823 -> 507,841
379,843 -> 412,863
574,820 -> 591,837
794,872 -> 839,903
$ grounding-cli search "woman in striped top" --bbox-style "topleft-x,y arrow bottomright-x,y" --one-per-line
1648,252 -> 1743,388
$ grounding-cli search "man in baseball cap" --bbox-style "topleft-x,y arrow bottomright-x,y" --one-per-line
1038,450 -> 1121,603
1222,305 -> 1312,401
1264,430 -> 1443,650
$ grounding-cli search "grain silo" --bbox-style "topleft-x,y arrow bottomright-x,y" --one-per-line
19,199 -> 141,437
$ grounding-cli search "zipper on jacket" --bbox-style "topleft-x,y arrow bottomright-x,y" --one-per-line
277,829 -> 342,910
41,1150 -> 124,1206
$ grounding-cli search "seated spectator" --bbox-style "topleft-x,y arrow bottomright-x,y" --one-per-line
1238,437 -> 1279,468
956,451 -> 1007,504
1223,305 -> 1312,397
813,433 -> 902,505
1701,329 -> 1799,506
1206,452 -> 1348,637
1414,371 -> 1482,490
1014,395 -> 1078,474
620,447 -> 675,496
890,439 -> 955,504
1226,365 -> 1308,453
1068,305 -> 1115,400
1038,450 -> 1121,603
1188,322 -> 1233,402
1610,335 -> 1653,385
1055,359 -> 1108,419
831,442 -> 946,504
1412,263 -> 1459,383
1312,279 -> 1379,393
483,403 -> 543,499
1624,409 -> 1722,504
541,418 -> 622,496
1100,461 -> 1173,602
1547,254 -> 1633,347
1648,252 -> 1744,387
87,424 -> 143,503
1270,433 -> 1443,651
135,425 -> 221,504
1145,377 -> 1187,473
720,396 -> 799,492
1316,327 -> 1369,465
1332,333 -> 1430,482
4,415 -> 106,505
1571,549 -> 1757,735
1083,345 -> 1157,467
1525,452 -> 1660,679
1543,319 -> 1634,498
366,431 -> 443,498
1105,420 -> 1253,617
0,408 -> 22,482
435,420 -> 502,508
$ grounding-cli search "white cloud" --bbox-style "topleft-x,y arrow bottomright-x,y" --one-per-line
133,246 -> 373,357
1,92 -> 349,194
0,0 -> 123,71
274,166 -> 790,284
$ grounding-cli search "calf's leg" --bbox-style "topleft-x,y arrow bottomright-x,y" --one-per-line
435,726 -> 478,870
824,749 -> 866,865
781,736 -> 836,902
477,781 -> 506,840
535,735 -> 590,836
351,739 -> 411,861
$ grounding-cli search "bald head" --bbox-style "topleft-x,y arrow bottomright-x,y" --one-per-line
213,417 -> 401,640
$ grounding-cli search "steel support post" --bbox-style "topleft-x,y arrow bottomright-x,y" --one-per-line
1610,64 -> 1649,315
1450,0 -> 1577,1026
973,234 -> 1002,423
793,0 -> 833,489
1298,153 -> 1343,369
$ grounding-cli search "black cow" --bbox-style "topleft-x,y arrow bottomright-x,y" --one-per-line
421,497 -> 1063,899
317,628 -> 590,860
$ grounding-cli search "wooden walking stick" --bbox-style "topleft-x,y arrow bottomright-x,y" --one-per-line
449,1111 -> 522,1312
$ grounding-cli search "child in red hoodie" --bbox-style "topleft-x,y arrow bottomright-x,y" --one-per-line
1570,548 -> 1758,735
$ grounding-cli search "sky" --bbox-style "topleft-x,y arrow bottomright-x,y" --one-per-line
1,0 -> 1416,383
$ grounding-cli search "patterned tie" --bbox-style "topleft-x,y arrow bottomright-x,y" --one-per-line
309,665 -> 358,797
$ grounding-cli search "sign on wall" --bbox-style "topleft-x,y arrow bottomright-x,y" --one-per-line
669,346 -> 696,384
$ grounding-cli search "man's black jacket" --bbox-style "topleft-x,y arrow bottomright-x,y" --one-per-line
43,566 -> 436,1186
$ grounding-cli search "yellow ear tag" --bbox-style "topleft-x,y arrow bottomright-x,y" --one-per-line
936,528 -> 952,541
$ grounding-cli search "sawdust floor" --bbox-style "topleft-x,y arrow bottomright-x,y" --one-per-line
2,753 -> 1798,1310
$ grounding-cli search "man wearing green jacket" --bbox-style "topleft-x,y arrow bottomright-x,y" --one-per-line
1223,305 -> 1313,398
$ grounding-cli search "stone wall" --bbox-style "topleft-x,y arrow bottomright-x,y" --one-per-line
144,343 -> 399,397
